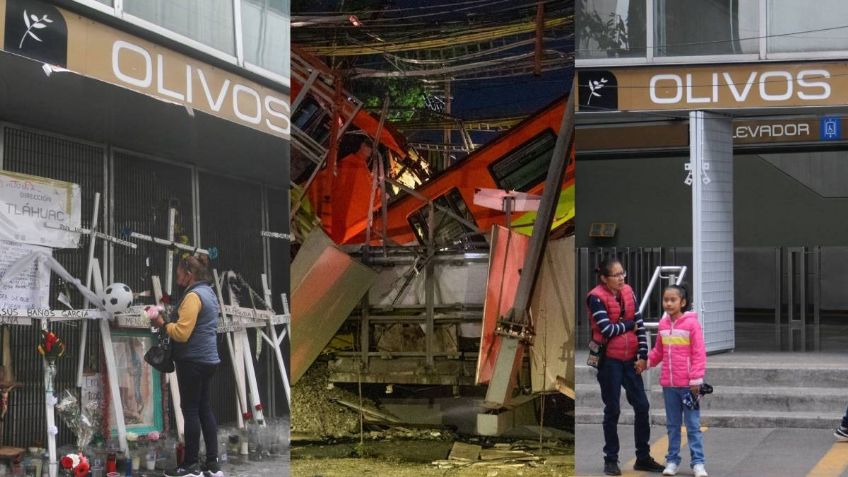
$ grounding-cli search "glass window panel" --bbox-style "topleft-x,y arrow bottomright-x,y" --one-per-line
124,0 -> 235,55
655,0 -> 758,56
576,0 -> 647,59
488,130 -> 557,192
242,0 -> 290,77
768,0 -> 848,53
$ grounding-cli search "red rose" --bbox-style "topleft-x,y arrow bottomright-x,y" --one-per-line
242,411 -> 252,420
255,403 -> 264,411
74,461 -> 89,477
60,456 -> 74,469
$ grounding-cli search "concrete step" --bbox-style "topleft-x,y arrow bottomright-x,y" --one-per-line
694,386 -> 846,413
576,384 -> 848,414
574,408 -> 842,429
576,362 -> 848,388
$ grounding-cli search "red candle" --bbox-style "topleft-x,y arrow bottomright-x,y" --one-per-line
106,453 -> 116,473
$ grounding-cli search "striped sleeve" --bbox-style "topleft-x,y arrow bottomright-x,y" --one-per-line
587,295 -> 634,339
633,290 -> 649,360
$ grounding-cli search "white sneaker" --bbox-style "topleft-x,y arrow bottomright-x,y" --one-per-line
662,462 -> 678,476
693,463 -> 708,477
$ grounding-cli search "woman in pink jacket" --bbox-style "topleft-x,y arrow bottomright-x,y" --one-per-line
645,285 -> 708,477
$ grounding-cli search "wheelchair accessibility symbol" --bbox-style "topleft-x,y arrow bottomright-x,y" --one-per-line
821,116 -> 841,141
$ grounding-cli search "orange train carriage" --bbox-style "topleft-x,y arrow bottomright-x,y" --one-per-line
334,96 -> 575,246
291,47 -> 573,247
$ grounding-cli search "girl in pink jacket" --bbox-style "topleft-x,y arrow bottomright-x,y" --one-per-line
646,285 -> 708,477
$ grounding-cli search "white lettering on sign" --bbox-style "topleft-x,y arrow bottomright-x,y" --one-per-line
112,40 -> 152,88
233,84 -> 262,124
649,69 -> 832,105
797,70 -> 832,100
759,71 -> 793,101
733,123 -> 811,139
110,40 -> 290,136
157,54 -> 185,101
650,74 -> 683,104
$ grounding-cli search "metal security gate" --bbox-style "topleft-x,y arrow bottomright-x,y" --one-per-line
0,124 -> 292,447
111,151 -> 195,298
265,187 -> 290,415
1,125 -> 106,447
775,247 -> 821,351
199,172 -> 266,424
690,111 -> 735,353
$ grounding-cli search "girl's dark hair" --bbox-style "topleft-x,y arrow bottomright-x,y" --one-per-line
663,284 -> 691,311
594,258 -> 622,278
179,254 -> 213,282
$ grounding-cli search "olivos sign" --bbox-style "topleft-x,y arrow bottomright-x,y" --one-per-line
0,0 -> 290,139
578,62 -> 844,112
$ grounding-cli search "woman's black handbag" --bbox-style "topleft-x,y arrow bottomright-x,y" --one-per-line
144,328 -> 174,373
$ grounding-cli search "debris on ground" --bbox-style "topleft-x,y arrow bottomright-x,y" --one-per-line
291,361 -> 455,441
448,442 -> 482,462
290,361 -> 369,438
432,440 -> 571,471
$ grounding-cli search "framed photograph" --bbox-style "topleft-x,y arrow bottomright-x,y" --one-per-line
108,330 -> 164,434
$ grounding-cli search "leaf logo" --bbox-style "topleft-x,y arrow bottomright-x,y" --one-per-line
586,77 -> 608,105
19,9 -> 52,49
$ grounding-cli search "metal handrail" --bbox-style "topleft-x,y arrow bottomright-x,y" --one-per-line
639,266 -> 687,329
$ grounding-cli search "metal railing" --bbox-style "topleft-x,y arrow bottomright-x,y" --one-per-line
640,266 -> 688,330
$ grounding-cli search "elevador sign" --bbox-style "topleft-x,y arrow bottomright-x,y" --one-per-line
0,0 -> 290,139
577,62 -> 847,112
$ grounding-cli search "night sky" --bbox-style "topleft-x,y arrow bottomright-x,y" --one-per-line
293,0 -> 574,127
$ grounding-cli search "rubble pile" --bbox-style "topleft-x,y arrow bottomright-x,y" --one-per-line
432,440 -> 572,472
290,362 -> 365,438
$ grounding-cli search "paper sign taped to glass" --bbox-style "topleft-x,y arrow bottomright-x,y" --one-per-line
0,170 -> 82,248
0,239 -> 50,310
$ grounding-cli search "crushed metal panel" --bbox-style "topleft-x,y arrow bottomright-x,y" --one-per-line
529,236 -> 575,393
368,260 -> 487,307
476,225 -> 530,385
291,228 -> 377,385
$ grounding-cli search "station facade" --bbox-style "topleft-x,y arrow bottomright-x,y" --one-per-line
575,0 -> 848,352
0,0 -> 290,447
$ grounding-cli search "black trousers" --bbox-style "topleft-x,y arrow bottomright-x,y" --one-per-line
596,357 -> 651,463
175,360 -> 219,466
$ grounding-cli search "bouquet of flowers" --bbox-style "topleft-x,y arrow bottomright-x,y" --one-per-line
60,452 -> 89,477
37,330 -> 65,364
55,390 -> 100,450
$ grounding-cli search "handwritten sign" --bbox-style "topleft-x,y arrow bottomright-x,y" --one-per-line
0,171 -> 81,248
81,373 -> 103,412
0,240 -> 50,309
115,305 -> 289,330
222,305 -> 276,320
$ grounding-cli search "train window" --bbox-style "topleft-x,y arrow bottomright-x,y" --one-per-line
408,188 -> 487,249
291,96 -> 332,146
488,130 -> 557,192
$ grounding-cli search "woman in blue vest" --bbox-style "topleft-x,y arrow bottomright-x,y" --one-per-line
587,258 -> 664,476
150,254 -> 222,477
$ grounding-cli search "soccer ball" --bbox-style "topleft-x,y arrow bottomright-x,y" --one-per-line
101,283 -> 133,314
